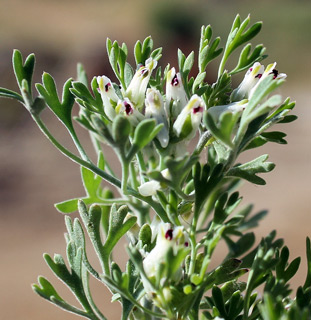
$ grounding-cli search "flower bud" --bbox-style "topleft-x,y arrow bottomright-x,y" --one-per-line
138,169 -> 171,197
208,99 -> 248,122
165,67 -> 188,119
115,98 -> 144,126
145,88 -> 169,148
248,62 -> 287,98
231,62 -> 264,101
231,62 -> 287,102
97,75 -> 119,121
125,58 -> 157,110
173,94 -> 205,140
143,223 -> 189,280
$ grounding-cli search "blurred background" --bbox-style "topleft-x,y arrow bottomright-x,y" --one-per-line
0,0 -> 310,318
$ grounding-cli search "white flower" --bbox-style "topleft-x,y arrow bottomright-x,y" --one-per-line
145,88 -> 169,148
138,180 -> 161,197
125,58 -> 157,110
231,62 -> 287,101
173,94 -> 205,140
165,67 -> 188,119
248,62 -> 287,98
143,223 -> 189,280
231,62 -> 264,101
97,76 -> 119,121
138,169 -> 171,197
208,99 -> 248,122
115,98 -> 144,126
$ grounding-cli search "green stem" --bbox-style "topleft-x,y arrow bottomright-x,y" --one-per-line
32,115 -> 169,222
217,53 -> 229,79
130,162 -> 139,190
121,160 -> 130,195
136,150 -> 148,184
69,129 -> 91,163
95,198 -> 128,205
188,206 -> 200,276
33,115 -> 122,187
51,298 -> 99,320
90,132 -> 116,177
194,130 -> 213,155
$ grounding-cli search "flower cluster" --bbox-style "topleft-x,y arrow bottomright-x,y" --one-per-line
97,58 -> 205,151
96,60 -> 286,199
141,222 -> 190,307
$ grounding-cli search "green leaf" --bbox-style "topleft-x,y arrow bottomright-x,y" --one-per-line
134,36 -> 154,66
230,43 -> 266,75
112,115 -> 132,146
77,63 -> 88,87
199,25 -> 223,72
32,276 -> 64,302
261,131 -> 287,144
71,81 -> 103,113
36,74 -> 75,130
55,153 -> 109,213
13,50 -> 35,93
103,205 -> 137,255
124,62 -> 134,87
276,246 -> 301,283
205,72 -> 232,108
303,237 -> 311,290
204,110 -> 241,148
134,40 -> 142,65
227,154 -> 275,185
131,118 -> 163,151
0,87 -> 23,102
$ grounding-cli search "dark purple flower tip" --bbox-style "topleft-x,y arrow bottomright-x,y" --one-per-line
165,229 -> 173,240
193,106 -> 203,114
270,69 -> 279,79
105,83 -> 111,92
255,73 -> 262,79
249,68 -> 253,72
184,241 -> 189,247
171,74 -> 179,86
141,68 -> 149,77
124,102 -> 133,115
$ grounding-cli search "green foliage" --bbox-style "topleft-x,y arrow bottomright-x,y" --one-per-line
1,13 -> 305,320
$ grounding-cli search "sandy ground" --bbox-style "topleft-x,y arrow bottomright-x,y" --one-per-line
0,85 -> 310,319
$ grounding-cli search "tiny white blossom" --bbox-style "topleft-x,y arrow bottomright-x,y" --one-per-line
143,223 -> 189,280
231,62 -> 264,101
249,62 -> 287,98
173,94 -> 205,140
165,67 -> 188,119
138,180 -> 161,197
232,62 -> 287,102
97,76 -> 119,121
115,98 -> 144,126
145,88 -> 169,148
125,58 -> 157,110
138,169 -> 171,197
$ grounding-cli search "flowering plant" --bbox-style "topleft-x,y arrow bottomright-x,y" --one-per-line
1,14 -> 310,320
